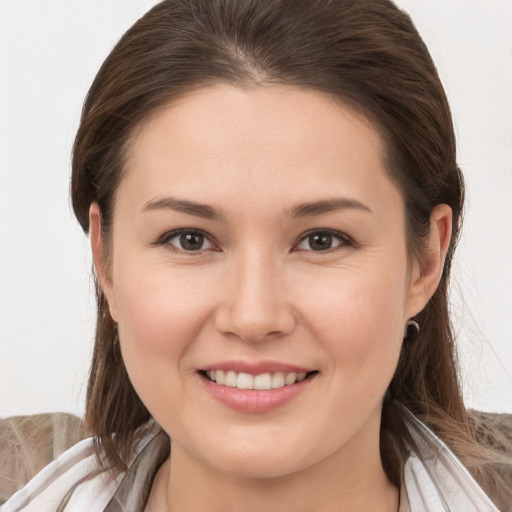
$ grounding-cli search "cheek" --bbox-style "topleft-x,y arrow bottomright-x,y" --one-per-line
111,261 -> 216,403
299,261 -> 407,384
114,257 -> 214,341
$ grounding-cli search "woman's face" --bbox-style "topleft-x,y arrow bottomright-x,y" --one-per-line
92,85 -> 440,478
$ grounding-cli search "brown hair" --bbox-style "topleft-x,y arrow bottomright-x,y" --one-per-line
71,0 -> 511,507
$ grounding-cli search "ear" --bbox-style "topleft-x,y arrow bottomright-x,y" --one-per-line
405,204 -> 452,318
89,203 -> 119,322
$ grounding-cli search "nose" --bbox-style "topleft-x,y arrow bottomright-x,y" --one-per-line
214,252 -> 296,343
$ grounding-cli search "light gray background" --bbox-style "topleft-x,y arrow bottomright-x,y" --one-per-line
1,0 -> 511,417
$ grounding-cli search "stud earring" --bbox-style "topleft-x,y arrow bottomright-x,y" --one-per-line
404,319 -> 420,341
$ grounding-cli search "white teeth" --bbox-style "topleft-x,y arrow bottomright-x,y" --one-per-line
271,372 -> 285,388
225,370 -> 237,387
237,372 -> 254,389
284,372 -> 297,386
254,373 -> 272,390
206,369 -> 310,389
215,370 -> 225,385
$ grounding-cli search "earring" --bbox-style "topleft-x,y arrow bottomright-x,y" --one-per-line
404,319 -> 420,341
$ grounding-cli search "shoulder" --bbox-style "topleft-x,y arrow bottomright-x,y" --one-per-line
0,413 -> 87,505
0,436 -> 122,512
0,420 -> 165,512
467,408 -> 512,457
400,405 -> 511,512
467,409 -> 512,511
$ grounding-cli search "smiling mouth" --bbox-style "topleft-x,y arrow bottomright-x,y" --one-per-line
199,370 -> 318,390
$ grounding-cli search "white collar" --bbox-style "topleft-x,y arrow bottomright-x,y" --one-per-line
399,404 -> 499,512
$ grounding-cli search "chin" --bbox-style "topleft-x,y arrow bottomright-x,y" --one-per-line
197,439 -> 306,479
212,456 -> 300,479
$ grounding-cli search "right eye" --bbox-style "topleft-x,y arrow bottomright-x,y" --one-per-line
160,229 -> 216,252
294,229 -> 352,252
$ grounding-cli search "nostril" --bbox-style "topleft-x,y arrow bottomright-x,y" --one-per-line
213,294 -> 297,342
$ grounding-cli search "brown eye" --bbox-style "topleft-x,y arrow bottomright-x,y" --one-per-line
308,233 -> 334,251
180,232 -> 205,251
163,230 -> 214,252
296,230 -> 348,252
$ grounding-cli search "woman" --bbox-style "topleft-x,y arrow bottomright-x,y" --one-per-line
2,0 -> 511,510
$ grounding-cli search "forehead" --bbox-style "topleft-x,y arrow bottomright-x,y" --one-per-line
121,84 -> 402,217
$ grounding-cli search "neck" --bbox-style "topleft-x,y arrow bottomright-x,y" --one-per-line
148,415 -> 398,512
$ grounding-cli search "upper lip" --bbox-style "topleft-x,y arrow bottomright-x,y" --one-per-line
200,360 -> 314,375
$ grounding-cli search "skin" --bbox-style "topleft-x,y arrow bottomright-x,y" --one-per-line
90,84 -> 452,512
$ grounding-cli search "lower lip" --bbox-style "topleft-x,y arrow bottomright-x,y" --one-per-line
199,373 -> 317,413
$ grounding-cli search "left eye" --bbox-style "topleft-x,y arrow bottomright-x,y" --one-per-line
296,231 -> 348,251
163,230 -> 215,252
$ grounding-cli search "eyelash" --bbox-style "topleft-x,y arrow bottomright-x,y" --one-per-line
156,228 -> 354,253
156,229 -> 218,253
295,229 -> 354,252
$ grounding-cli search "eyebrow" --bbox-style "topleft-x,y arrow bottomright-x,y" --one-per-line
289,198 -> 372,218
142,196 -> 371,220
143,197 -> 224,220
